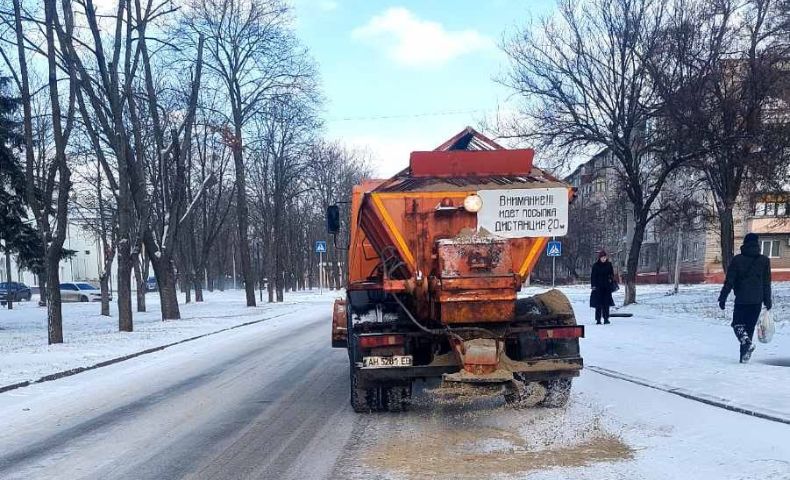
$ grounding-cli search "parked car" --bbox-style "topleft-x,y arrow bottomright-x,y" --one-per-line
59,282 -> 110,302
0,282 -> 32,304
146,277 -> 158,292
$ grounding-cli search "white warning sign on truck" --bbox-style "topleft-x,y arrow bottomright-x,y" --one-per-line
476,188 -> 568,238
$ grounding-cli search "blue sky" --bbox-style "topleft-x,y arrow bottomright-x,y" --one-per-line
292,0 -> 556,176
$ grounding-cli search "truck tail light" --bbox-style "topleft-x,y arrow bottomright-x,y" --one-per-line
536,326 -> 584,340
359,334 -> 405,348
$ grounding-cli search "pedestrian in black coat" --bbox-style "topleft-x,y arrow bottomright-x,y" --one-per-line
718,233 -> 772,363
590,251 -> 615,324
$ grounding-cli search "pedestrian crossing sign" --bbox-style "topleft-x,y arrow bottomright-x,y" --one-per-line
547,241 -> 561,257
315,241 -> 327,253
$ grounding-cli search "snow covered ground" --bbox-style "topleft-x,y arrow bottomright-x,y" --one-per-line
0,284 -> 787,479
524,282 -> 790,422
0,289 -> 341,388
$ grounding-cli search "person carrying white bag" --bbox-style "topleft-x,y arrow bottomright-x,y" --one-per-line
718,233 -> 772,363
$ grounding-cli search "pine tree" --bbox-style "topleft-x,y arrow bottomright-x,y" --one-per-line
0,76 -> 43,284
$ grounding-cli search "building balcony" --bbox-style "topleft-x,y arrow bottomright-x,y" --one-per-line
748,217 -> 790,235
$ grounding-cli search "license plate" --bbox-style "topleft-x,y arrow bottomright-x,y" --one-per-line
362,355 -> 413,368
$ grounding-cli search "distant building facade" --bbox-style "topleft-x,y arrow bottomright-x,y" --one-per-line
534,149 -> 790,285
1,216 -> 114,288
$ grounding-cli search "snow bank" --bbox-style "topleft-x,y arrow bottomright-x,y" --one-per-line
0,289 -> 340,387
523,282 -> 790,422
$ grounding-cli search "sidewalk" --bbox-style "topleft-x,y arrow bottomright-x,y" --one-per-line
0,289 -> 339,389
524,283 -> 790,421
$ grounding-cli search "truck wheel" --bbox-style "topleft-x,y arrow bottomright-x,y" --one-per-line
350,367 -> 371,413
539,378 -> 572,408
504,380 -> 546,409
350,367 -> 384,413
385,385 -> 411,412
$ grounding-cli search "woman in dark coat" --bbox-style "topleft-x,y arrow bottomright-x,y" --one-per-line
590,251 -> 615,324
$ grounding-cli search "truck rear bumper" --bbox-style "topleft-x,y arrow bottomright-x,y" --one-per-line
356,356 -> 582,385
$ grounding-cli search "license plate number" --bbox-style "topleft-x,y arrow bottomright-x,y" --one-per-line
362,355 -> 413,368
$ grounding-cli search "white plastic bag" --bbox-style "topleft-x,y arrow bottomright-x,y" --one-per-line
757,309 -> 775,344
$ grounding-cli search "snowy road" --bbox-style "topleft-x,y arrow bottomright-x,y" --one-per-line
0,294 -> 789,479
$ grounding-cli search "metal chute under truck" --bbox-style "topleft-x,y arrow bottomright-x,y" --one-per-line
327,127 -> 583,413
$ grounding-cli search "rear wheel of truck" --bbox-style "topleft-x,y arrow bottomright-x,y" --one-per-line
538,378 -> 572,408
384,385 -> 411,412
504,377 -> 547,408
349,367 -> 383,413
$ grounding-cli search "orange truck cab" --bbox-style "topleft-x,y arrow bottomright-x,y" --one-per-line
329,127 -> 583,413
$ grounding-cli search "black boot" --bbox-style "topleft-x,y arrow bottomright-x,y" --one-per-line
740,341 -> 756,363
604,319 -> 611,325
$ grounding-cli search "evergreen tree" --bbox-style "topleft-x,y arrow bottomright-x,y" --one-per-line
0,76 -> 43,275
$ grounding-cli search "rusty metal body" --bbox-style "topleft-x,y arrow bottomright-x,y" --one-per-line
335,128 -> 583,412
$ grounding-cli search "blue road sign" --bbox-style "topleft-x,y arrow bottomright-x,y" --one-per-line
315,241 -> 327,253
547,240 -> 562,257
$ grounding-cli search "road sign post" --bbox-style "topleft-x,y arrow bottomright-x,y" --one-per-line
546,239 -> 562,288
315,241 -> 327,294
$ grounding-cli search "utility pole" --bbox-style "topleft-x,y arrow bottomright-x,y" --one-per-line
319,250 -> 323,295
551,236 -> 556,288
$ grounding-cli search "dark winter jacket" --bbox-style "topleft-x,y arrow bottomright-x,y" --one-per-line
718,242 -> 772,307
590,260 -> 615,308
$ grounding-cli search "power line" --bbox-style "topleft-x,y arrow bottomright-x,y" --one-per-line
327,108 -> 489,122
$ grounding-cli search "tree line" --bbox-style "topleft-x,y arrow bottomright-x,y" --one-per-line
501,0 -> 790,304
0,0 -> 371,344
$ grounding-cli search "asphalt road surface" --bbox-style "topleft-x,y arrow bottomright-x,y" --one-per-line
0,303 -> 788,480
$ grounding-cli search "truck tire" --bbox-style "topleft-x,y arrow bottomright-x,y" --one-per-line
539,378 -> 572,408
504,379 -> 546,409
384,385 -> 411,412
350,367 -> 384,413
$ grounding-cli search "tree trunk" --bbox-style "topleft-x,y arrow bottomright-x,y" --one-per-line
719,205 -> 736,272
194,277 -> 204,302
184,280 -> 191,304
38,273 -> 47,306
133,257 -> 147,313
117,242 -> 134,331
46,254 -> 63,344
150,254 -> 180,320
231,144 -> 256,307
275,252 -> 284,303
100,274 -> 111,316
623,216 -> 647,306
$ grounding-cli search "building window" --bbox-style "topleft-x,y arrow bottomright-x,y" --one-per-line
761,239 -> 780,258
693,242 -> 699,261
755,200 -> 790,217
593,178 -> 606,192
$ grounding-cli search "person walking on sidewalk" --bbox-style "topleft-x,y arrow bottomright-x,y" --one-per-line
590,251 -> 615,325
718,233 -> 772,363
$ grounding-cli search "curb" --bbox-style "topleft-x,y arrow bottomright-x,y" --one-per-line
0,309 -> 300,395
587,365 -> 790,425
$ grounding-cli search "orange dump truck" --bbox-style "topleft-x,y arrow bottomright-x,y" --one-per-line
328,128 -> 583,413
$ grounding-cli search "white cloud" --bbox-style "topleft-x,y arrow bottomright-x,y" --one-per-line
351,7 -> 494,68
318,1 -> 338,11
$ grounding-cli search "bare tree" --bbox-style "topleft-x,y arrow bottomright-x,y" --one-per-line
72,156 -> 118,316
502,0 -> 690,304
186,0 -> 314,307
55,0 -> 208,322
6,0 -> 77,343
650,0 -> 790,270
254,91 -> 320,301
